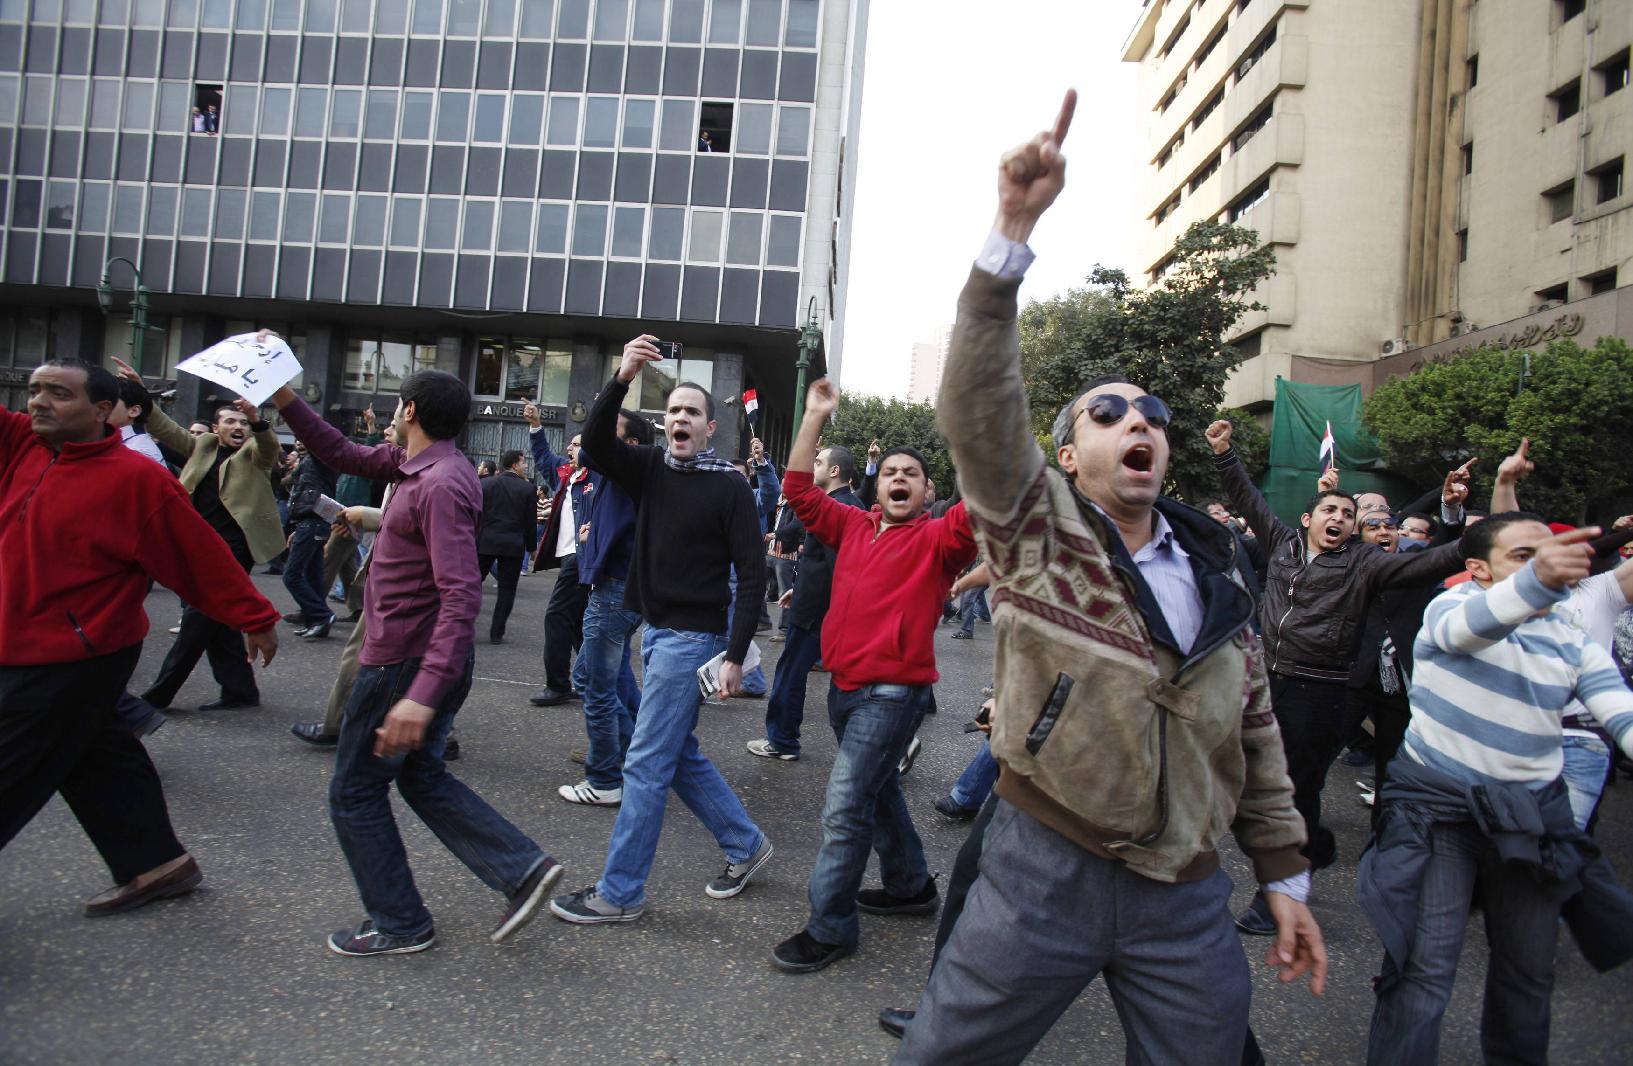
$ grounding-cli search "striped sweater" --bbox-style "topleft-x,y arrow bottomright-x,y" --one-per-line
1402,560 -> 1633,786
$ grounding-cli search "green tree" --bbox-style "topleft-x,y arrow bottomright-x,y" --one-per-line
825,393 -> 954,495
1018,220 -> 1277,501
1363,336 -> 1633,523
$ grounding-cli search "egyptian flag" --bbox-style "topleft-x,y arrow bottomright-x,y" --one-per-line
742,388 -> 760,433
1318,421 -> 1336,472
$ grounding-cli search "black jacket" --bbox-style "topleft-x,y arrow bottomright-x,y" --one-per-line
1214,449 -> 1466,681
477,470 -> 538,558
287,453 -> 337,520
787,484 -> 865,632
1358,758 -> 1633,976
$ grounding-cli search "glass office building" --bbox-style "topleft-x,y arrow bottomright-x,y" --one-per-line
0,0 -> 868,463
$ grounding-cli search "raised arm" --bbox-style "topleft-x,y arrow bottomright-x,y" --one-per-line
1490,439 -> 1531,514
269,388 -> 403,482
938,94 -> 1078,519
240,399 -> 279,471
785,380 -> 866,546
1207,420 -> 1298,552
523,402 -> 563,491
1576,641 -> 1633,759
581,336 -> 668,498
1419,529 -> 1595,653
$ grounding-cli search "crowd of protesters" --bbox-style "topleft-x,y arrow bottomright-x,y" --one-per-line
6,90 -> 1633,1065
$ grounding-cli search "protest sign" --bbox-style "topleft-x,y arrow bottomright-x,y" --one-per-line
175,332 -> 302,406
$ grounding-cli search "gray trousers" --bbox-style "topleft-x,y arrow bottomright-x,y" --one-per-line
321,606 -> 368,736
895,800 -> 1251,1066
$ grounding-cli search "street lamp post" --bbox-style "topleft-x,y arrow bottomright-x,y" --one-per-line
789,296 -> 822,450
95,256 -> 150,374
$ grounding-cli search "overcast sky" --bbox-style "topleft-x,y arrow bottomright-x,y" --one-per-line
837,1 -> 1143,399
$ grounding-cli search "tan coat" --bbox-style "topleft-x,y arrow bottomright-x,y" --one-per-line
146,404 -> 286,564
937,267 -> 1307,885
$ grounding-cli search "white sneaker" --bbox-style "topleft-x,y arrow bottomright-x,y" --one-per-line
897,735 -> 923,776
747,738 -> 799,761
557,780 -> 622,806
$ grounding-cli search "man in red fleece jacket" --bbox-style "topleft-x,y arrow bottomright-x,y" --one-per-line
0,359 -> 279,917
772,378 -> 978,974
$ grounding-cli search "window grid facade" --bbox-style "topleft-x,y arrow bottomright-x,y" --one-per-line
0,0 -> 821,329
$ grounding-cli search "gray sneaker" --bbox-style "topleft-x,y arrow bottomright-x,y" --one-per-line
549,884 -> 644,924
706,836 -> 774,899
747,738 -> 799,761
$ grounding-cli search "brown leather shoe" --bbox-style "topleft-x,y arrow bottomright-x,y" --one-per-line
84,856 -> 203,917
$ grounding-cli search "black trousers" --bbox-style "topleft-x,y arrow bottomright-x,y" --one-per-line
478,553 -> 524,640
140,559 -> 258,708
925,790 -> 1266,1066
1268,674 -> 1349,871
1349,684 -> 1412,829
542,553 -> 588,692
0,644 -> 187,884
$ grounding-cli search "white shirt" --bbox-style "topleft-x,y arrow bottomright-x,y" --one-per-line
120,425 -> 167,465
554,483 -> 578,558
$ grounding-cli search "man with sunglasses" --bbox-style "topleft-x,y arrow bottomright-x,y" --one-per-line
1206,421 -> 1469,935
895,91 -> 1325,1066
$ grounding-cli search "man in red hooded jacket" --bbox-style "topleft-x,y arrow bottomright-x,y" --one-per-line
0,359 -> 279,917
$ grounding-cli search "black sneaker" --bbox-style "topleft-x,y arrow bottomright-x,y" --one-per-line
1234,892 -> 1276,936
857,879 -> 939,916
772,930 -> 854,974
705,836 -> 773,899
879,1008 -> 915,1039
326,919 -> 434,957
550,884 -> 644,924
897,735 -> 923,776
491,859 -> 564,943
933,795 -> 981,822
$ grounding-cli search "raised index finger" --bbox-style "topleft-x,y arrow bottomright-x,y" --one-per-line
1050,89 -> 1078,149
1551,526 -> 1602,546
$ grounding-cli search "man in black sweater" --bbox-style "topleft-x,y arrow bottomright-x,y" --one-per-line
551,335 -> 773,924
477,449 -> 538,645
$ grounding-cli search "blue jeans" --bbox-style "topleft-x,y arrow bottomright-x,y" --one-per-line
571,579 -> 643,791
596,627 -> 764,908
805,681 -> 933,948
1561,733 -> 1610,830
950,742 -> 999,809
282,516 -> 333,625
1366,818 -> 1560,1066
764,623 -> 822,754
329,651 -> 548,937
958,588 -> 989,636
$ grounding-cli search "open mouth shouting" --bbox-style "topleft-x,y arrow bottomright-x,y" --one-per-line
1119,441 -> 1157,480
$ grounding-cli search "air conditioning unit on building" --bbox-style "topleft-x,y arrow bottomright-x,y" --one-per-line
1380,338 -> 1411,356
1532,299 -> 1564,314
1450,321 -> 1480,336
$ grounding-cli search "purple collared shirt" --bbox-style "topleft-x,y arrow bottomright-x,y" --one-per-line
281,398 -> 481,707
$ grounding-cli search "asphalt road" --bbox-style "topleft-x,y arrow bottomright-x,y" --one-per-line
4,571 -> 1633,1065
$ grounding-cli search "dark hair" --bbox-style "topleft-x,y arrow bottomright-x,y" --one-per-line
400,369 -> 470,440
1460,510 -> 1546,562
820,444 -> 857,487
214,404 -> 245,423
1303,490 -> 1357,515
116,377 -> 149,425
729,460 -> 749,477
1201,498 -> 1229,511
1401,512 -> 1435,529
500,449 -> 525,470
1051,374 -> 1134,449
665,381 -> 715,421
877,445 -> 928,479
41,358 -> 120,406
618,408 -> 655,446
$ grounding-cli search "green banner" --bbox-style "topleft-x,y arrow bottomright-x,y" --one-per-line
1255,378 -> 1417,525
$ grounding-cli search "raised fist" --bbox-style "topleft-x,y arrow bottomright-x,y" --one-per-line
1205,419 -> 1233,455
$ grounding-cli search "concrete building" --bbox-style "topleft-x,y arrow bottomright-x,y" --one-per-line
905,323 -> 946,404
0,0 -> 870,467
1123,0 -> 1632,411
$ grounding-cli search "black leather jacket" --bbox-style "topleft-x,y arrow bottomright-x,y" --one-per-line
1213,449 -> 1465,682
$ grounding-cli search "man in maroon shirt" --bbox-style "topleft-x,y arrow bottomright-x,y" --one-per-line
0,359 -> 279,918
270,369 -> 561,957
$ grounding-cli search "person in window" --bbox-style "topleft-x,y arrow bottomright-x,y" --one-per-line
205,103 -> 219,135
191,107 -> 206,134
698,130 -> 714,153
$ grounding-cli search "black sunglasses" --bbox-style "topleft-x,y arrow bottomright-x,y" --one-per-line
1361,517 -> 1398,530
1072,393 -> 1172,432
